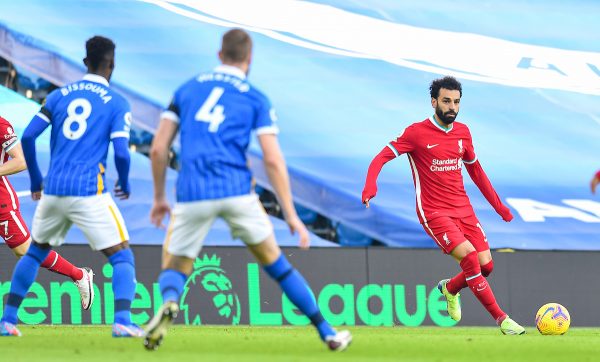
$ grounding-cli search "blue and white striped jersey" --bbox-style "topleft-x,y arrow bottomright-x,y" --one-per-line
37,74 -> 131,196
163,65 -> 278,202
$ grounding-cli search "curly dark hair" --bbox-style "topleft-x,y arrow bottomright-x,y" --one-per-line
85,36 -> 115,70
429,76 -> 462,99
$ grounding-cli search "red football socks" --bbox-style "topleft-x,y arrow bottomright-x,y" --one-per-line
459,251 -> 506,322
446,260 -> 494,295
40,250 -> 84,281
446,270 -> 468,295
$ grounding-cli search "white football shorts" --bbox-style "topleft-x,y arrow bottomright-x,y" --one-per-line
32,193 -> 129,250
165,193 -> 273,258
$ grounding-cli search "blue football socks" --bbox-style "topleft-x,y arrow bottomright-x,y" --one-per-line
109,248 -> 137,325
264,254 -> 335,340
1,243 -> 50,324
158,269 -> 187,303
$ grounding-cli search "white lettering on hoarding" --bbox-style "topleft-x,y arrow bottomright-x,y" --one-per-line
141,0 -> 600,96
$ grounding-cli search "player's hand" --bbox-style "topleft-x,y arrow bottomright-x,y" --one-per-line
499,205 -> 514,222
31,191 -> 42,201
31,183 -> 43,201
362,186 -> 376,208
591,173 -> 600,195
150,199 -> 171,228
287,215 -> 310,249
114,180 -> 130,200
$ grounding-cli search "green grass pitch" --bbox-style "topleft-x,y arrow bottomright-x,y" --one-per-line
1,326 -> 598,362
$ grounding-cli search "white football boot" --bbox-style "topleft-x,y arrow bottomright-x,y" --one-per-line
74,267 -> 95,310
325,330 -> 352,351
144,301 -> 179,351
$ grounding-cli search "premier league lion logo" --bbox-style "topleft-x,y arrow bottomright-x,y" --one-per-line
180,254 -> 241,325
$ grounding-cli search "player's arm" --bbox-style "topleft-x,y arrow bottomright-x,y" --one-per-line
110,104 -> 134,200
464,160 -> 513,222
112,138 -> 130,200
149,117 -> 178,227
362,147 -> 397,207
362,128 -> 413,207
258,133 -> 310,249
591,170 -> 600,195
0,141 -> 27,176
22,112 -> 51,199
462,132 -> 512,221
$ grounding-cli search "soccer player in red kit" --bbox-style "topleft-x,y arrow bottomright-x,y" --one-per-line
362,76 -> 525,335
0,116 -> 93,328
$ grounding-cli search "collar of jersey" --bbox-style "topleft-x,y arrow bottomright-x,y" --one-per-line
83,74 -> 109,87
429,115 -> 453,133
213,65 -> 246,80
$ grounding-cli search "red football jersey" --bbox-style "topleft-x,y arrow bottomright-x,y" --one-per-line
0,116 -> 21,211
387,117 -> 477,223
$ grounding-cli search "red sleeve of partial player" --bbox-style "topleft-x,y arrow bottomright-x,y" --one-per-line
0,117 -> 18,152
596,170 -> 600,179
465,160 -> 513,222
362,146 -> 397,203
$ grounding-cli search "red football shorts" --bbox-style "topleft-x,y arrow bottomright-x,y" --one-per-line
421,214 -> 489,254
0,210 -> 31,249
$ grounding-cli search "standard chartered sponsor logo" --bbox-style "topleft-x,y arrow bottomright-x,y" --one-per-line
430,158 -> 463,172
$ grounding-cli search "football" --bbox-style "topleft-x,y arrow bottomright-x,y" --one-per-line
535,303 -> 570,335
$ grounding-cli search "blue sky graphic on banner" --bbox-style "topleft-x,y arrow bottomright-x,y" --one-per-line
0,0 -> 599,249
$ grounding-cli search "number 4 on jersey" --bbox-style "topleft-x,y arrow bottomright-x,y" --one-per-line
195,87 -> 225,132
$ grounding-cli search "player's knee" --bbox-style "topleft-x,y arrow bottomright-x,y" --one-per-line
481,260 -> 494,277
12,247 -> 26,258
458,250 -> 479,274
452,240 -> 476,260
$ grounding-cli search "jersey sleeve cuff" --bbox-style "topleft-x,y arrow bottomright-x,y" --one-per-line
3,139 -> 20,152
256,125 -> 280,135
110,131 -> 130,139
386,143 -> 400,158
161,110 -> 180,123
463,156 -> 478,164
36,112 -> 51,123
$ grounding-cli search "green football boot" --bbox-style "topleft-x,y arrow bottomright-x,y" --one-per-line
500,316 -> 526,335
437,279 -> 462,322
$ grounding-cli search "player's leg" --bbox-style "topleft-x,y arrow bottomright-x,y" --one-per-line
144,200 -> 216,350
11,236 -> 94,310
449,240 -> 524,334
444,217 -> 494,295
13,239 -> 84,281
70,193 -> 140,336
445,250 -> 493,295
424,217 -> 466,322
8,209 -> 87,283
100,241 -> 141,336
1,195 -> 66,336
0,240 -> 51,336
144,252 -> 192,350
228,194 -> 351,351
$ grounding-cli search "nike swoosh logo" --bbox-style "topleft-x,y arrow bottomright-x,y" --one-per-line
427,144 -> 439,149
476,286 -> 487,292
5,235 -> 13,240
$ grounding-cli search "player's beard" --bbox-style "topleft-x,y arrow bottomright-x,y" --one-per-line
435,105 -> 458,125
